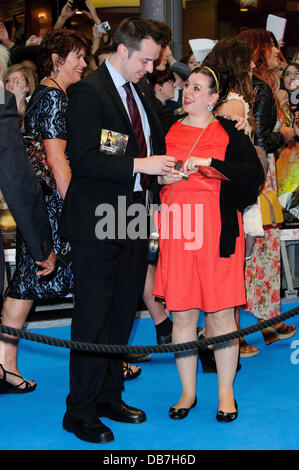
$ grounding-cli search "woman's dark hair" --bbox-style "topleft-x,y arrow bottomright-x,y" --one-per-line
94,44 -> 114,66
189,65 -> 229,110
39,29 -> 88,78
148,68 -> 175,87
203,37 -> 256,131
180,51 -> 193,65
203,37 -> 253,99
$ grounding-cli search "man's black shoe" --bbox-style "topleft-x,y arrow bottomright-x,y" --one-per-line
63,413 -> 114,443
97,400 -> 146,423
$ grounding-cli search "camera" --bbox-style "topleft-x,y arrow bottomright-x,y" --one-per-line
71,0 -> 87,11
97,21 -> 111,34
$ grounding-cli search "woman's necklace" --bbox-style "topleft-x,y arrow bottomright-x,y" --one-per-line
47,77 -> 67,96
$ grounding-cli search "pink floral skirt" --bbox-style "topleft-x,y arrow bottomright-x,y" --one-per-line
244,227 -> 281,320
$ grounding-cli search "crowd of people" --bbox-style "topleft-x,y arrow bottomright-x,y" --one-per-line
0,0 -> 298,444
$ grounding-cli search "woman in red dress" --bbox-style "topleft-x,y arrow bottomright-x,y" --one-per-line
153,66 -> 264,422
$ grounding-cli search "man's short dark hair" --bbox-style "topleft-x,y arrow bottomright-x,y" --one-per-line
113,17 -> 166,56
148,20 -> 172,47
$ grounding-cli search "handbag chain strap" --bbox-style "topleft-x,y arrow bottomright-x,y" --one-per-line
153,120 -> 214,236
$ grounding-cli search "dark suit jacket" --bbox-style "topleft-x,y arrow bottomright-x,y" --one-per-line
60,62 -> 176,242
0,90 -> 52,294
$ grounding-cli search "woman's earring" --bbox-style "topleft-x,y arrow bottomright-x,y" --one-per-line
54,68 -> 59,78
208,103 -> 214,112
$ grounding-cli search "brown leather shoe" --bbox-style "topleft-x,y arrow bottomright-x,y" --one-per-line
239,339 -> 259,358
261,322 -> 297,345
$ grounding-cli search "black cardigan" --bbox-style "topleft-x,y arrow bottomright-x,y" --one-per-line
211,117 -> 265,257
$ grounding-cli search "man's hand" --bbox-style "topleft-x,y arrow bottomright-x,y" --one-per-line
158,168 -> 182,185
35,249 -> 56,276
134,155 -> 176,176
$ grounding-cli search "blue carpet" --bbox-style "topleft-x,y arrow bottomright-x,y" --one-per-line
0,304 -> 298,450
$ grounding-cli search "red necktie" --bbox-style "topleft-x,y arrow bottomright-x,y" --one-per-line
123,82 -> 148,190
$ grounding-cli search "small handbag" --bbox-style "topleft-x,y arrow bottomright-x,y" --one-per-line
259,190 -> 283,229
147,123 -> 210,263
23,88 -> 56,191
23,135 -> 56,191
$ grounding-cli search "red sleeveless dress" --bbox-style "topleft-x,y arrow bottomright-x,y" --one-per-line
153,120 -> 245,313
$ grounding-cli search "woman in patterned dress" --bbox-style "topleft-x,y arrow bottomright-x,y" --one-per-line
0,30 -> 87,392
237,29 -> 296,347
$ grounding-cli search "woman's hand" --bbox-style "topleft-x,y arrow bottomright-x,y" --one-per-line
0,22 -> 13,49
53,0 -> 76,29
25,35 -> 42,46
35,249 -> 56,276
277,89 -> 289,104
220,113 -> 248,135
83,0 -> 101,23
280,123 -> 295,143
183,157 -> 210,175
5,72 -> 28,112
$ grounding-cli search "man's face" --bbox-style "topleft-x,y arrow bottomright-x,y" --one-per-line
120,37 -> 161,83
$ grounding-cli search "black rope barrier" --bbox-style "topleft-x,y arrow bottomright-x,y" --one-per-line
0,306 -> 298,354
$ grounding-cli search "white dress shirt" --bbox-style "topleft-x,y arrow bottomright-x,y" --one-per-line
105,58 -> 152,191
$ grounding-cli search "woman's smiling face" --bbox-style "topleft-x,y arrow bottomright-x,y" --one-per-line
183,72 -> 218,116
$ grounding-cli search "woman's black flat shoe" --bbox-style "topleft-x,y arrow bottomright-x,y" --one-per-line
169,397 -> 197,420
216,400 -> 238,422
0,364 -> 36,394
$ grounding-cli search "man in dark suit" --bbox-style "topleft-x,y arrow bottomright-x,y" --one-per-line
0,90 -> 56,379
0,90 -> 56,295
61,17 -> 177,443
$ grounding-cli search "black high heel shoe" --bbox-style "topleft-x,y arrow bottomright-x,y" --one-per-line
0,364 -> 36,394
216,400 -> 238,422
198,345 -> 242,374
168,397 -> 197,420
